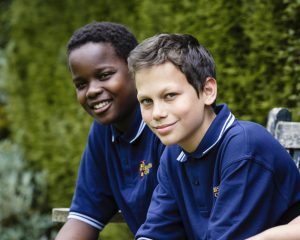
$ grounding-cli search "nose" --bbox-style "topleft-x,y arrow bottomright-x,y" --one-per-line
152,102 -> 167,121
86,79 -> 103,98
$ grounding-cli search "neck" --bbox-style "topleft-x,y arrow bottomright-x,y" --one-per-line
113,102 -> 138,133
182,106 -> 216,153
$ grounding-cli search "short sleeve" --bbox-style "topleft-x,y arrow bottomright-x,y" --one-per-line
69,122 -> 118,230
135,157 -> 187,240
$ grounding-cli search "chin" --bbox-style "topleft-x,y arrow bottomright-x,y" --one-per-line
159,138 -> 176,146
94,116 -> 113,125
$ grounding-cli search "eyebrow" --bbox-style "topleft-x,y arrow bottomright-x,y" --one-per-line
72,76 -> 85,83
137,85 -> 176,99
72,66 -> 116,82
136,93 -> 148,100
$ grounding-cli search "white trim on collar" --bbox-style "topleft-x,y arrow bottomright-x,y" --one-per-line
130,121 -> 146,143
176,112 -> 235,162
111,121 -> 146,143
176,151 -> 186,162
202,112 -> 235,155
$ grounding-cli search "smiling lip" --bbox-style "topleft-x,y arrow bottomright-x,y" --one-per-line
90,99 -> 112,114
153,122 -> 177,135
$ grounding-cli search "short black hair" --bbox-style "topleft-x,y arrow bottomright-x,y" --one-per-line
67,21 -> 138,62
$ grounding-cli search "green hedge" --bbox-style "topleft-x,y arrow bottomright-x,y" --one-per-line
1,0 -> 299,226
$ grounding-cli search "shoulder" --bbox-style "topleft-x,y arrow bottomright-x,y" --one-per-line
234,120 -> 285,153
90,120 -> 109,134
84,120 -> 112,155
88,120 -> 111,141
224,120 -> 281,151
219,120 -> 291,169
228,120 -> 269,140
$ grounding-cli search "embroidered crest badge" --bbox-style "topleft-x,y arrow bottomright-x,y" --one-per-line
213,186 -> 219,197
140,160 -> 152,177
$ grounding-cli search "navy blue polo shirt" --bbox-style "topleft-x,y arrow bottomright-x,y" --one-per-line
136,104 -> 300,240
68,106 -> 165,234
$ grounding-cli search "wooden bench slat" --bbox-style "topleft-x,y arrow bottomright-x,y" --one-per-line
52,208 -> 124,223
275,122 -> 300,149
52,208 -> 69,223
267,108 -> 292,136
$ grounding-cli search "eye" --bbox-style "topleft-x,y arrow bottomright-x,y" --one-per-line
139,98 -> 153,107
96,71 -> 114,81
165,93 -> 177,100
74,80 -> 87,90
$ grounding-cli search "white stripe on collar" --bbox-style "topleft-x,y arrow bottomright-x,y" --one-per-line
176,151 -> 186,162
130,121 -> 146,143
111,121 -> 146,143
202,112 -> 235,155
176,112 -> 235,162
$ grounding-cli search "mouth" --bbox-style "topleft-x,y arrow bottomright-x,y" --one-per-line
153,121 -> 177,135
92,100 -> 112,109
89,100 -> 113,113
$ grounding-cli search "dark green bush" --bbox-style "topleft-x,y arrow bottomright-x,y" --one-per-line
1,1 -> 299,239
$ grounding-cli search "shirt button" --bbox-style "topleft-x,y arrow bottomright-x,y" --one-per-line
194,180 -> 200,185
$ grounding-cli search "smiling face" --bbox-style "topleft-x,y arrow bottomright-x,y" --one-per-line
68,42 -> 137,131
136,62 -> 217,152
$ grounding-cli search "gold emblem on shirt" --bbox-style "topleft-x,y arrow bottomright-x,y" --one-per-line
213,186 -> 219,197
140,160 -> 152,177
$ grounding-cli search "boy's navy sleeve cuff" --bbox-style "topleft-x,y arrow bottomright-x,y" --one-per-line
68,211 -> 105,231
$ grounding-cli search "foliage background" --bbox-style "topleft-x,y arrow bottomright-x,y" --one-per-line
0,0 -> 299,238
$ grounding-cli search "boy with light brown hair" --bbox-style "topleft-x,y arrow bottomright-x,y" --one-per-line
128,33 -> 300,240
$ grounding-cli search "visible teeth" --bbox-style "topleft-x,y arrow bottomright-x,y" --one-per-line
94,101 -> 110,109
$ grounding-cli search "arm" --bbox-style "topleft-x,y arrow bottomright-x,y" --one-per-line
135,157 -> 186,240
55,219 -> 99,240
57,122 -> 118,238
246,216 -> 300,240
135,185 -> 186,240
208,159 -> 289,239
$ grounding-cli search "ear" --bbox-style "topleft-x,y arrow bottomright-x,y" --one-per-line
202,77 -> 217,105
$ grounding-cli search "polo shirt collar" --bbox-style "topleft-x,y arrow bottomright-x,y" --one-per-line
111,106 -> 146,143
176,104 -> 235,162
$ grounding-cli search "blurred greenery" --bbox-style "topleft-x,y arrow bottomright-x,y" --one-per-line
0,140 -> 57,239
0,0 -> 299,239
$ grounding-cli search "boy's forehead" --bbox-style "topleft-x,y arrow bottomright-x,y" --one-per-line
135,62 -> 189,92
136,62 -> 183,78
69,42 -> 121,64
70,42 -> 117,57
136,62 -> 177,76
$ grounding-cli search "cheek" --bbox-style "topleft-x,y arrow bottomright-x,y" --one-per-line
76,91 -> 86,105
115,71 -> 132,89
173,100 -> 192,116
179,95 -> 202,113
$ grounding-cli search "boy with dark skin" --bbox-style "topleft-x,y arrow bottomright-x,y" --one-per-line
55,22 -> 164,240
128,33 -> 300,240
